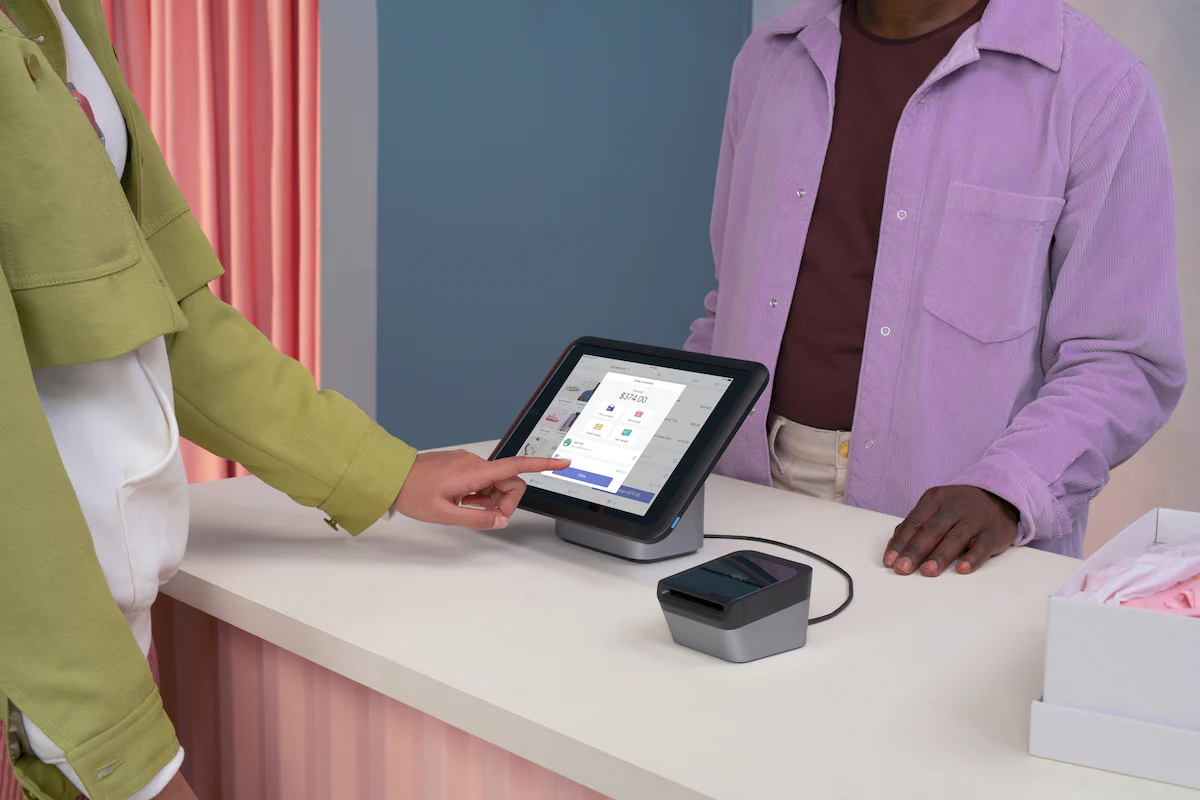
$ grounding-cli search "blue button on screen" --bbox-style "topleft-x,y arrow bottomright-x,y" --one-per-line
562,468 -> 614,489
615,486 -> 656,504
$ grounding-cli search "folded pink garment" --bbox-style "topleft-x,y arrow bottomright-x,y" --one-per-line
1120,573 -> 1200,617
1075,542 -> 1200,605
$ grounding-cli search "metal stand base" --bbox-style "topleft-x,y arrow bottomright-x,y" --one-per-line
555,485 -> 705,563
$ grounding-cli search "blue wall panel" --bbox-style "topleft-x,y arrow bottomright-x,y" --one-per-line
377,1 -> 750,449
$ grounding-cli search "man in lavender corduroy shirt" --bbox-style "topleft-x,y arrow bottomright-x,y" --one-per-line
685,0 -> 1187,576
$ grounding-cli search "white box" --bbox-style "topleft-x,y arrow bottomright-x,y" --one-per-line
1030,508 -> 1200,790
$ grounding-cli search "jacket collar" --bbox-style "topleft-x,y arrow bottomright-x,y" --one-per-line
762,0 -> 1064,72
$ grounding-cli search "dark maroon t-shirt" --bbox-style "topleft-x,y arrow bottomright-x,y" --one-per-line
770,0 -> 987,431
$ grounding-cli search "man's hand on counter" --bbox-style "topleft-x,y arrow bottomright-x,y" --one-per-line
392,451 -> 571,531
883,486 -> 1019,577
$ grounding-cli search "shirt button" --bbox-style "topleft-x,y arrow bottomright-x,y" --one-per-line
769,299 -> 779,308
797,188 -> 806,198
919,96 -> 927,104
881,326 -> 891,337
864,440 -> 875,450
896,210 -> 908,220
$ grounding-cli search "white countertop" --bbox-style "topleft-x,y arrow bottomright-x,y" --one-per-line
170,443 -> 1199,800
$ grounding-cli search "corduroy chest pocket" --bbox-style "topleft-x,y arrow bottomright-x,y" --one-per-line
923,182 -> 1066,344
0,37 -> 142,291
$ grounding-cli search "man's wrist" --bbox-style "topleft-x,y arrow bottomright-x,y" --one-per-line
950,453 -> 1046,546
981,488 -> 1019,520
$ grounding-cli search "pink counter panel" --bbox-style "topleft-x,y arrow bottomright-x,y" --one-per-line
152,596 -> 610,799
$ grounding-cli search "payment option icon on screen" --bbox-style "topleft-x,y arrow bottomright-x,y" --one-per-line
563,439 -> 572,446
622,429 -> 633,436
606,405 -> 616,412
634,411 -> 644,418
594,423 -> 604,430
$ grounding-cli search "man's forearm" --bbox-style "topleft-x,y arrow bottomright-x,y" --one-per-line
952,352 -> 1183,545
951,63 -> 1186,546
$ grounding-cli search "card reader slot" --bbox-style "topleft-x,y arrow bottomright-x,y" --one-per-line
660,588 -> 726,616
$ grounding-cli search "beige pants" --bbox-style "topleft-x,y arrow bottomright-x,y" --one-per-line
768,414 -> 850,503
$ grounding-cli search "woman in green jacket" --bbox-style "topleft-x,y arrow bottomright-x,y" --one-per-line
0,2 -> 566,798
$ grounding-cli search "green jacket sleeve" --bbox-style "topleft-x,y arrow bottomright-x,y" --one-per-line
167,281 -> 417,535
0,281 -> 180,800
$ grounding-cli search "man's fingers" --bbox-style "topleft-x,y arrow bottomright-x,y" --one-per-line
479,456 -> 570,485
884,521 -> 920,567
885,491 -> 941,568
882,486 -> 1020,576
920,522 -> 974,577
894,506 -> 958,575
958,533 -> 1000,574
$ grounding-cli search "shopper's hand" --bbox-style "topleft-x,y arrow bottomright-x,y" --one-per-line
158,773 -> 199,800
883,486 -> 1019,576
393,451 -> 570,530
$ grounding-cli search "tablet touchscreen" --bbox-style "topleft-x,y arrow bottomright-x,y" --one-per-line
515,353 -> 733,516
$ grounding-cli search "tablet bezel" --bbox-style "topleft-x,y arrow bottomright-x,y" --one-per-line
491,337 -> 768,544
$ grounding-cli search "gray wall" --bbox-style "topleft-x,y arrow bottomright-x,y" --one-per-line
375,1 -> 751,450
1064,0 -> 1200,553
320,0 -> 379,417
753,0 -> 798,27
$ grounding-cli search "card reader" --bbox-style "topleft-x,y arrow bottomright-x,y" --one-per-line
657,550 -> 813,663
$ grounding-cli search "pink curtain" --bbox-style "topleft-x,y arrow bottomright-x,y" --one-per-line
0,3 -> 320,797
102,0 -> 323,482
107,0 -> 326,789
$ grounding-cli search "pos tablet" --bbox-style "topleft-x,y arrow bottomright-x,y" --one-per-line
491,337 -> 768,561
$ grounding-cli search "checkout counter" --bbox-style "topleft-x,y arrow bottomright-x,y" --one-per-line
160,441 -> 1198,799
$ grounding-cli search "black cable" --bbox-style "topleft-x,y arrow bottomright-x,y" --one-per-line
703,534 -> 854,625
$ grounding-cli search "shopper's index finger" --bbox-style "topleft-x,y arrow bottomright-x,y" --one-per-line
483,456 -> 570,481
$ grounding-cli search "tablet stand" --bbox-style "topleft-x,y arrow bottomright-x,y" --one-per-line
555,485 -> 705,563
